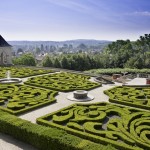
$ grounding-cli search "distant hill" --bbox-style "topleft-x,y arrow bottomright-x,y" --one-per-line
8,39 -> 112,47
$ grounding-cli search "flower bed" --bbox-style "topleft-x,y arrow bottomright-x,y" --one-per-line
37,102 -> 150,150
0,84 -> 58,114
104,86 -> 150,110
25,72 -> 101,92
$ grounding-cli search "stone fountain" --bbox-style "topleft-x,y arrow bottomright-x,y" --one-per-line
67,90 -> 94,101
0,70 -> 22,84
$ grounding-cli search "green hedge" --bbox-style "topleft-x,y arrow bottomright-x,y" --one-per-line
25,72 -> 101,92
0,67 -> 53,78
0,84 -> 58,115
0,110 -> 115,150
104,86 -> 150,110
37,102 -> 150,150
85,68 -> 150,75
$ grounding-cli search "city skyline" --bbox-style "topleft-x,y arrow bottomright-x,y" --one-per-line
0,0 -> 150,41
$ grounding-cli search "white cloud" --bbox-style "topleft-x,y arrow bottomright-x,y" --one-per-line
45,0 -> 91,14
126,11 -> 150,16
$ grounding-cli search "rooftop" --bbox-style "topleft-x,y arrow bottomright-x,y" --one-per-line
0,35 -> 11,47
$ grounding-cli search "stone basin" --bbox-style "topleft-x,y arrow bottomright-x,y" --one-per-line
0,78 -> 22,84
73,90 -> 88,99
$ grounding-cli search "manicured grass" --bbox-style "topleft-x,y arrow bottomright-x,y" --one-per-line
25,72 -> 101,92
0,84 -> 58,115
0,67 -> 53,78
104,86 -> 150,110
37,102 -> 150,150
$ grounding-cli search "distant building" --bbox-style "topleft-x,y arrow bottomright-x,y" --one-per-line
0,35 -> 12,65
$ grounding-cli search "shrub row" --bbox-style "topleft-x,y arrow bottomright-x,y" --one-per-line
0,84 -> 58,115
37,102 -> 150,150
85,68 -> 150,75
0,67 -> 53,78
0,110 -> 115,150
104,86 -> 150,110
25,72 -> 101,92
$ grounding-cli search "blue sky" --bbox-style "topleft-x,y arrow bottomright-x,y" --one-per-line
0,0 -> 150,41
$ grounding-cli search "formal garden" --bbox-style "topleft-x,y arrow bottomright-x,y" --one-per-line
25,72 -> 101,91
0,84 -> 58,114
104,86 -> 150,110
0,67 -> 53,78
37,102 -> 150,150
0,67 -> 150,150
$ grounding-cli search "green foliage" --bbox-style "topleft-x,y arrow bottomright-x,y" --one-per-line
25,72 -> 101,91
0,110 -> 115,150
0,67 -> 53,78
0,84 -> 58,114
42,55 -> 53,67
13,53 -> 36,66
85,68 -> 150,75
37,102 -> 150,150
104,86 -> 150,110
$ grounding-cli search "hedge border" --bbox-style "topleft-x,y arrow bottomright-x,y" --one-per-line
0,110 -> 116,150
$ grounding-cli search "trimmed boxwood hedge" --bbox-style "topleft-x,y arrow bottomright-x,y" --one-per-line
37,102 -> 150,150
25,72 -> 101,92
0,84 -> 58,115
104,86 -> 150,110
0,67 -> 53,78
0,110 -> 116,150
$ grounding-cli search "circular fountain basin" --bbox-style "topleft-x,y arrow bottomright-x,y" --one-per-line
73,90 -> 88,99
67,90 -> 94,102
0,78 -> 22,84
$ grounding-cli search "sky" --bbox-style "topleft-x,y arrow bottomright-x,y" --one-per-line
0,0 -> 150,41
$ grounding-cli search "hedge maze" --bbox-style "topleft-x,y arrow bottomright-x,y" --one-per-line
0,67 -> 53,78
25,72 -> 101,91
104,86 -> 150,110
0,84 -> 58,114
37,102 -> 150,150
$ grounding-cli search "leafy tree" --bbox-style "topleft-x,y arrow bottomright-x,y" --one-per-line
13,54 -> 36,66
42,56 -> 53,67
54,58 -> 61,68
61,56 -> 70,69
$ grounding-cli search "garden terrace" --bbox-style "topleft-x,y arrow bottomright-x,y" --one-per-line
37,102 -> 150,150
0,84 -> 58,115
104,86 -> 150,110
25,72 -> 101,92
0,110 -> 115,150
0,67 -> 53,78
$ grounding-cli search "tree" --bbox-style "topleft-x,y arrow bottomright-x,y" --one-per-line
42,56 -> 53,67
54,58 -> 61,68
61,56 -> 70,69
13,54 -> 36,66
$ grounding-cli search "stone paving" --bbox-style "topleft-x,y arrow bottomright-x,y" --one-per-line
0,75 -> 148,150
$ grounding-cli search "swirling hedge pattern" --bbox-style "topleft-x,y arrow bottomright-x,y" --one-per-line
104,86 -> 150,110
0,84 -> 58,114
0,67 -> 53,78
25,72 -> 101,91
37,102 -> 150,150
